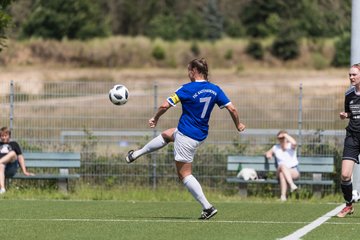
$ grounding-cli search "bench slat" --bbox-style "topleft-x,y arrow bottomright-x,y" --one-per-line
23,152 -> 81,161
226,177 -> 333,185
25,160 -> 81,168
12,174 -> 80,179
227,156 -> 334,173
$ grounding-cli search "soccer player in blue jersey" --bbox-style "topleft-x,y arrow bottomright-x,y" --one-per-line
126,58 -> 245,219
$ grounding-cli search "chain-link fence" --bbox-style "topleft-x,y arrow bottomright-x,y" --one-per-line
0,79 -> 348,195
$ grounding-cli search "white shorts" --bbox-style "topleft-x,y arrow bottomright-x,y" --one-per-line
174,129 -> 203,163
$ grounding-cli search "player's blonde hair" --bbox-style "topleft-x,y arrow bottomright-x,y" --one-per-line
351,63 -> 360,71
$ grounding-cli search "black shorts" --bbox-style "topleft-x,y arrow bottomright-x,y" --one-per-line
5,160 -> 19,178
342,130 -> 360,164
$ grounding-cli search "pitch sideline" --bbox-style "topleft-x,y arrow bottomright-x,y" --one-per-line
279,204 -> 345,240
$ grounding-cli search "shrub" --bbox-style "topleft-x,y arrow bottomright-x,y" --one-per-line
271,35 -> 300,61
224,49 -> 233,60
246,40 -> 264,60
332,33 -> 350,67
152,45 -> 166,60
312,52 -> 329,70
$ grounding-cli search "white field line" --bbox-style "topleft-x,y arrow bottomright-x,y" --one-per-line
0,215 -> 357,225
279,204 -> 346,240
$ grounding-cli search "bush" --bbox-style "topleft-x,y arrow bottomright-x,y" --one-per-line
271,35 -> 300,61
332,33 -> 350,67
312,53 -> 329,70
246,40 -> 264,60
152,45 -> 166,60
224,49 -> 233,60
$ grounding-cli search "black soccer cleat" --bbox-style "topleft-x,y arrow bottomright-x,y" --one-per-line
125,150 -> 136,163
198,206 -> 218,220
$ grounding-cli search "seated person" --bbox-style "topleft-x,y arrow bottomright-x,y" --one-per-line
0,126 -> 33,194
265,130 -> 300,201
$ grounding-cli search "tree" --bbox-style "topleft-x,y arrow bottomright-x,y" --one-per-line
0,0 -> 13,52
203,0 -> 223,40
20,0 -> 110,40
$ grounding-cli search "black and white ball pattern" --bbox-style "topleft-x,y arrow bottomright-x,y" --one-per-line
109,84 -> 129,105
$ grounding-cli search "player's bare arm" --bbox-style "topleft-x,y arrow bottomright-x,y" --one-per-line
225,103 -> 245,132
149,100 -> 172,128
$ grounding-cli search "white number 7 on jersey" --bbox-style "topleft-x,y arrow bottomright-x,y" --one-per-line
200,97 -> 211,118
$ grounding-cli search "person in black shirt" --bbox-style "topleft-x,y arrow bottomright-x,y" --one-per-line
0,126 -> 33,194
337,63 -> 360,217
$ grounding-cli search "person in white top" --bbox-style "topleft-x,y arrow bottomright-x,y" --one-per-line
265,130 -> 300,201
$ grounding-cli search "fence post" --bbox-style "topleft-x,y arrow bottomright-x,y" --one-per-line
151,83 -> 158,189
351,0 -> 360,193
9,80 -> 14,131
298,83 -> 303,157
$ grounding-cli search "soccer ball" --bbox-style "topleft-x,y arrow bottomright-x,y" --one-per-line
352,190 -> 360,202
109,84 -> 129,105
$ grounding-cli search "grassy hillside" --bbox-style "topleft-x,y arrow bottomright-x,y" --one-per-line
0,36 -> 336,70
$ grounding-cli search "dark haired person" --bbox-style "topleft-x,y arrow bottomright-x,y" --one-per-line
126,58 -> 245,219
0,127 -> 33,194
338,63 -> 360,217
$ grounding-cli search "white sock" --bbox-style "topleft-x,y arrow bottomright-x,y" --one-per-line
182,175 -> 211,210
132,135 -> 167,159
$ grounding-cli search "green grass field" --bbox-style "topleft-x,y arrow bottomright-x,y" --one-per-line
0,198 -> 358,240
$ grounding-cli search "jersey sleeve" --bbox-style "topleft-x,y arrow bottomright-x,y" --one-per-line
216,87 -> 231,109
167,93 -> 180,106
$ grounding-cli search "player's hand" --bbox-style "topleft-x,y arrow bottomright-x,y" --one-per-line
237,123 -> 246,132
339,112 -> 348,120
148,117 -> 157,128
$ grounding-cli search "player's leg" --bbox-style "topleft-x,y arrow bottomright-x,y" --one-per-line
277,165 -> 298,192
175,161 -> 216,219
173,130 -> 216,220
277,171 -> 287,201
337,159 -> 355,217
0,151 -> 17,193
338,132 -> 359,217
126,128 -> 175,163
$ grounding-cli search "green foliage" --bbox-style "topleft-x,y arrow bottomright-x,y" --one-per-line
178,10 -> 206,40
152,45 -> 166,60
203,0 -> 223,40
81,128 -> 98,161
224,49 -> 233,60
147,14 -> 178,41
20,0 -> 110,40
242,0 -> 286,37
223,19 -> 245,38
271,34 -> 300,61
246,40 -> 264,60
7,0 -> 353,42
17,140 -> 42,152
312,52 -> 329,70
0,0 -> 13,52
332,33 -> 350,67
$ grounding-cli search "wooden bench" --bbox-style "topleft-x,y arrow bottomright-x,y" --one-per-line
227,155 -> 335,197
7,152 -> 81,192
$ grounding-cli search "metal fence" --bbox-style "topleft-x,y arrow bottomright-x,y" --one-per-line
0,79 -> 348,195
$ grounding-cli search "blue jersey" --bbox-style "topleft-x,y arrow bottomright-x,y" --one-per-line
167,80 -> 231,141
